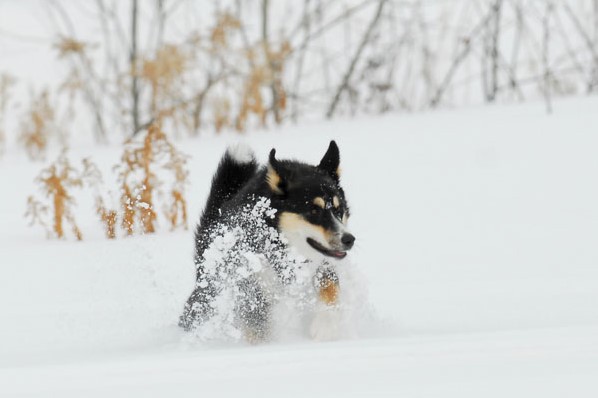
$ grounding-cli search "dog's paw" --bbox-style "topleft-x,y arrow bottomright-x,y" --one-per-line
309,308 -> 341,341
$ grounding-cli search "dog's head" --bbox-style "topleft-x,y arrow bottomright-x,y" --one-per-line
266,141 -> 355,261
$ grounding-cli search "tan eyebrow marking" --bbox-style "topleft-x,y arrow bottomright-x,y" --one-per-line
313,197 -> 325,208
333,196 -> 340,208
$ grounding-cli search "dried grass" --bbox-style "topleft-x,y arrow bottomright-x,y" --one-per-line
166,190 -> 187,231
236,41 -> 291,131
265,40 -> 291,123
117,123 -> 188,235
27,153 -> 106,240
96,198 -> 117,239
210,13 -> 241,49
19,90 -> 55,160
213,97 -> 231,133
141,45 -> 188,114
236,65 -> 266,131
43,9 -> 293,142
54,37 -> 88,58
29,151 -> 83,240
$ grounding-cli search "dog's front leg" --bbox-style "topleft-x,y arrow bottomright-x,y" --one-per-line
310,267 -> 341,341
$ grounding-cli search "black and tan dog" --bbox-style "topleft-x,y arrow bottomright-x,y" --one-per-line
179,141 -> 355,341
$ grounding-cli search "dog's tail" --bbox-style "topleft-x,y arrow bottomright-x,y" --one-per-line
201,143 -> 257,223
195,144 -> 258,255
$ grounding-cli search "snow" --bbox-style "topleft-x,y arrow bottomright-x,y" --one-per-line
226,143 -> 256,164
3,327 -> 598,397
1,96 -> 598,396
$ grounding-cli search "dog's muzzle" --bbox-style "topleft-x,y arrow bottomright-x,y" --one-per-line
306,232 -> 355,259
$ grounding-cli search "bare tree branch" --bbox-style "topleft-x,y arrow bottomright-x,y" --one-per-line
131,0 -> 141,136
326,0 -> 386,118
430,9 -> 496,108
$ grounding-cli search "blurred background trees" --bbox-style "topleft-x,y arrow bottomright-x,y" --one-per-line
1,0 -> 597,149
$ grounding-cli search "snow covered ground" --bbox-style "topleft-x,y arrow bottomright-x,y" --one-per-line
1,97 -> 598,396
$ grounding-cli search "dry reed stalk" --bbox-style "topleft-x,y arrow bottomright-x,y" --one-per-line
54,37 -> 88,58
97,198 -> 117,239
19,90 -> 55,160
120,184 -> 136,235
210,13 -> 241,50
31,152 -> 83,240
141,45 -> 188,114
117,123 -> 188,234
27,153 -> 105,240
166,190 -> 187,230
236,40 -> 291,131
213,98 -> 231,133
236,65 -> 267,131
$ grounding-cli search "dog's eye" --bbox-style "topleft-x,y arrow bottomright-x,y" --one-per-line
310,207 -> 322,216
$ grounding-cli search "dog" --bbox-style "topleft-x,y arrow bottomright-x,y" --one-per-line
179,141 -> 355,341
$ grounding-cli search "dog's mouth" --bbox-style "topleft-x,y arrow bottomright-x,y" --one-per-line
306,238 -> 347,259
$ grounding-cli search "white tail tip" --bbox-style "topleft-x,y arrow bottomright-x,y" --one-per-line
226,143 -> 255,164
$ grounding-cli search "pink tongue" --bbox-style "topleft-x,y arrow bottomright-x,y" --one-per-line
333,251 -> 346,258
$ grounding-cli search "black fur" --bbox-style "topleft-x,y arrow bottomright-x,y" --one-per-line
179,141 -> 351,338
193,149 -> 258,277
318,141 -> 341,182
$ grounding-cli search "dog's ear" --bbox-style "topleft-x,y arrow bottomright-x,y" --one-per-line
317,140 -> 340,181
267,148 -> 287,195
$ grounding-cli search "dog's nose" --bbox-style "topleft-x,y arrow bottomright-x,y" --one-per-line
341,233 -> 355,249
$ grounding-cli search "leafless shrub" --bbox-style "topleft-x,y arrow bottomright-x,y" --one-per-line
19,90 -> 56,161
7,0 -> 598,148
140,44 -> 188,118
27,151 -> 85,240
116,123 -> 189,235
52,34 -> 107,142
